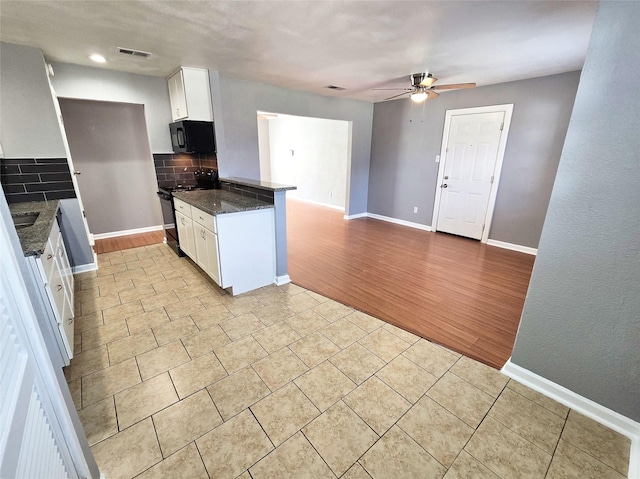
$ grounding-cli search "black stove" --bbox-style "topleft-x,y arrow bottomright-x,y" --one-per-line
157,169 -> 219,256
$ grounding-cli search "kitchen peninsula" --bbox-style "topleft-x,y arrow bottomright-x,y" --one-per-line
172,177 -> 295,295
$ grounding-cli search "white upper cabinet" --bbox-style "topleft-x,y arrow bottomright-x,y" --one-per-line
167,67 -> 214,122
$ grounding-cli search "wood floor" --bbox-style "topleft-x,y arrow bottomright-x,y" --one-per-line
93,230 -> 164,254
286,200 -> 535,369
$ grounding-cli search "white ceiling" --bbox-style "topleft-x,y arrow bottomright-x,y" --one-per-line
0,1 -> 598,102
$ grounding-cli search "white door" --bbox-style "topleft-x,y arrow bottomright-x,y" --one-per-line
435,111 -> 506,240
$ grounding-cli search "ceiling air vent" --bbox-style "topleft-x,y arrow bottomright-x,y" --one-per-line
326,85 -> 347,91
116,47 -> 152,59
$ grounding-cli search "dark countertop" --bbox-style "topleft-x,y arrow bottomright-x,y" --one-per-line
220,177 -> 297,192
172,189 -> 274,216
8,200 -> 60,257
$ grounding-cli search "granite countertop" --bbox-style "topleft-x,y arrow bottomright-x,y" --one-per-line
172,189 -> 274,216
8,200 -> 60,257
220,176 -> 297,192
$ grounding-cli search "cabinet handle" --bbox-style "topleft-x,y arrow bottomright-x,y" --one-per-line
57,284 -> 63,291
47,254 -> 53,260
68,317 -> 73,325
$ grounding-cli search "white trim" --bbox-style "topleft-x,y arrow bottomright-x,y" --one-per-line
275,274 -> 291,286
92,225 -> 163,240
343,212 -> 367,220
432,104 -> 514,244
502,359 -> 640,479
366,213 -> 432,232
71,262 -> 98,274
289,196 -> 345,212
487,239 -> 537,255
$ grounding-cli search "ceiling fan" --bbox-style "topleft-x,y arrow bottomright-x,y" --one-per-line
375,73 -> 476,102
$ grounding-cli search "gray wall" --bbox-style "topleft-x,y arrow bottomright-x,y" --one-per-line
511,2 -> 640,421
0,42 -> 66,158
368,71 -> 580,248
209,72 -> 373,215
49,62 -> 173,153
59,99 -> 162,235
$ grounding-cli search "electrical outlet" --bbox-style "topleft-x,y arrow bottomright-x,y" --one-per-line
413,207 -> 418,213
329,192 -> 332,198
435,155 -> 440,163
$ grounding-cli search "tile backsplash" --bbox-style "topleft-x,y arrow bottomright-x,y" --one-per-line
1,158 -> 76,204
153,153 -> 218,189
219,181 -> 274,203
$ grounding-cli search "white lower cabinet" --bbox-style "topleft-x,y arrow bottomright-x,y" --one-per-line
194,222 -> 221,285
33,215 -> 75,362
175,201 -> 275,295
176,210 -> 196,260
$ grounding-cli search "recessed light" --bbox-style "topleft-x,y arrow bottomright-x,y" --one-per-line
89,54 -> 106,63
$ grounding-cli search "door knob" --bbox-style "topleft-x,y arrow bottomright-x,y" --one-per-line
442,184 -> 448,188
73,170 -> 81,175
444,176 -> 449,179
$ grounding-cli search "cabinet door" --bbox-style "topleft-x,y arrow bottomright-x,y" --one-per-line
194,226 -> 221,286
57,233 -> 74,305
168,70 -> 188,121
58,295 -> 74,359
182,68 -> 213,121
194,225 -> 207,270
49,259 -> 66,324
176,211 -> 196,260
204,227 -> 221,285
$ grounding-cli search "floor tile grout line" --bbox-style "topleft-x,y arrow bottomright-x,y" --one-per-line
504,380 -> 569,421
299,428 -> 343,478
543,416 -> 570,479
554,412 -> 630,477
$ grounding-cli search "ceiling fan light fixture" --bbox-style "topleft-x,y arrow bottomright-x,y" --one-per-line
411,90 -> 428,103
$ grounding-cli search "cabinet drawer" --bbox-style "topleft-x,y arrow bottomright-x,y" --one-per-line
192,206 -> 215,232
174,198 -> 192,218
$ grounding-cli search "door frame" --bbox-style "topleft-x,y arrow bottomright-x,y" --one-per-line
432,104 -> 514,243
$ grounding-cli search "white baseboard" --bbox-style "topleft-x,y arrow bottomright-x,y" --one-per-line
487,239 -> 537,255
93,225 -> 163,240
343,212 -> 367,220
289,197 -> 345,212
366,213 -> 432,232
275,274 -> 291,286
502,359 -> 640,479
71,262 -> 97,274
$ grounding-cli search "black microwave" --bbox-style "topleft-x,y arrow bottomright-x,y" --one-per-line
170,120 -> 216,154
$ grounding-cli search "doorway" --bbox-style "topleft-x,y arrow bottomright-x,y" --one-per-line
58,99 -> 162,236
257,112 -> 351,211
432,105 -> 513,242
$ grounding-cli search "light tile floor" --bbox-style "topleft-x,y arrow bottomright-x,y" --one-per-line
65,243 -> 632,479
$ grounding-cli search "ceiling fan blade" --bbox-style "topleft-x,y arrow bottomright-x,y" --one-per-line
372,88 -> 413,91
383,91 -> 412,101
427,90 -> 440,99
419,76 -> 437,87
433,82 -> 476,91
